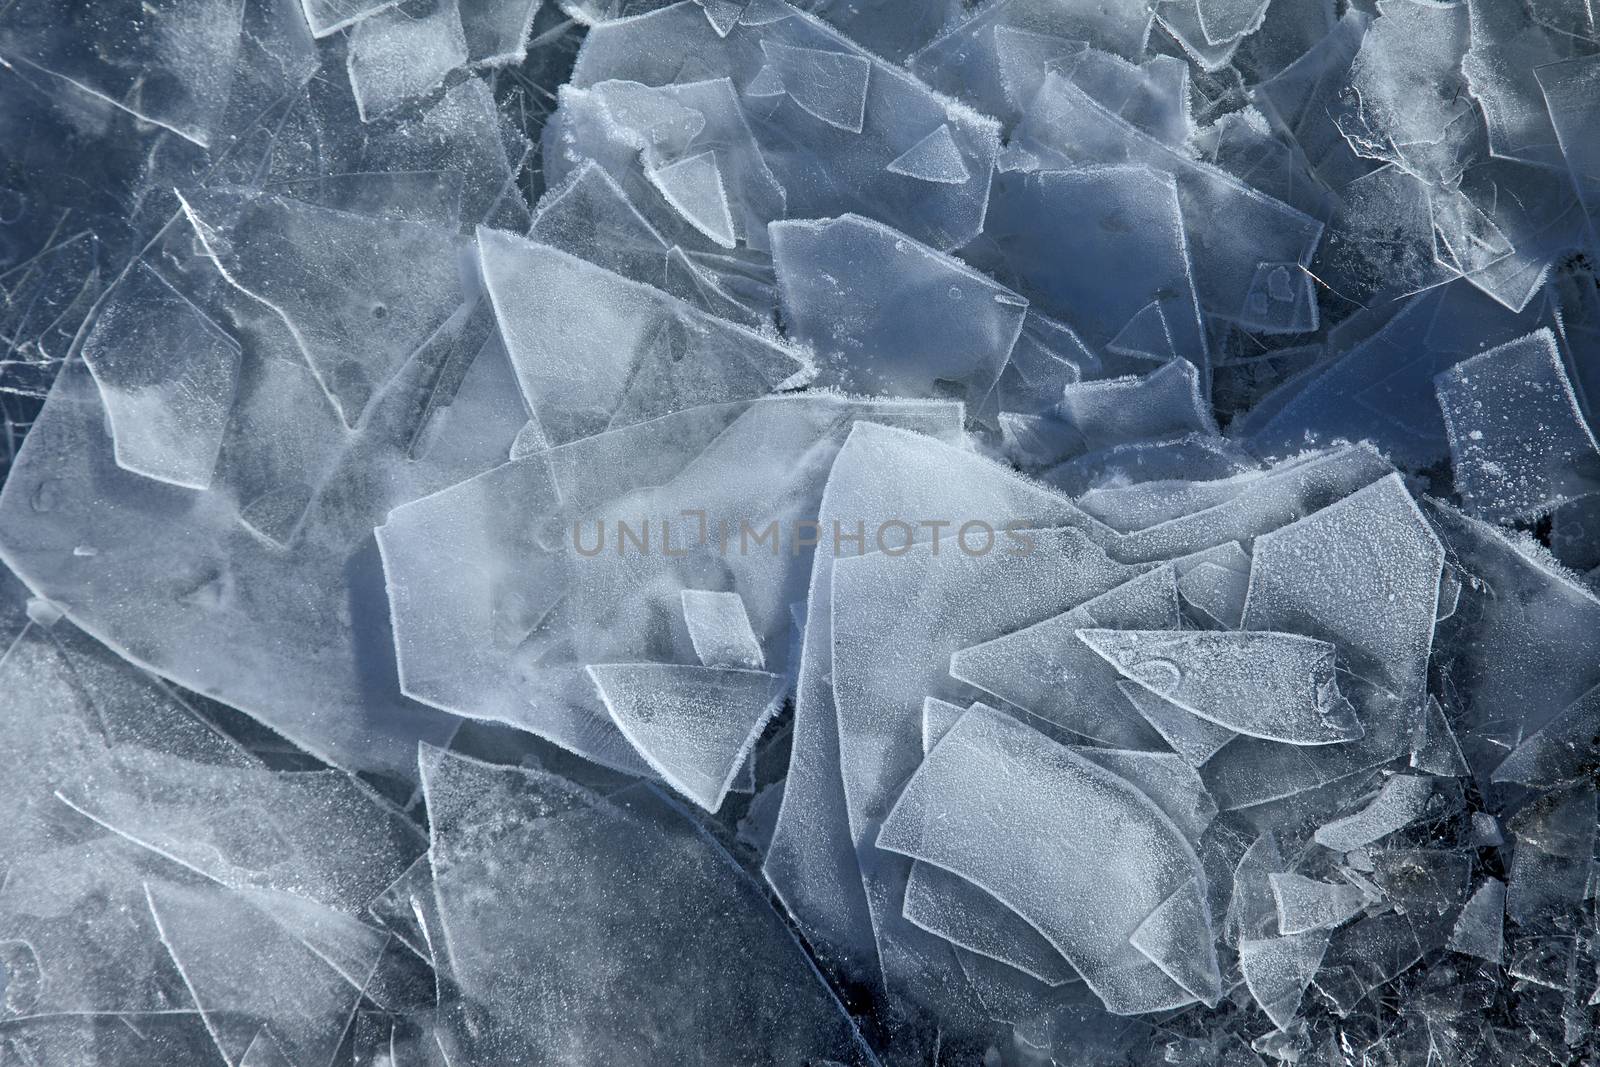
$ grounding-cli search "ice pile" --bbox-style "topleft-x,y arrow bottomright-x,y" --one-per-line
3,0 -> 1600,1063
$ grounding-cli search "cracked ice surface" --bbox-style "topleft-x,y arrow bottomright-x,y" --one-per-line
3,0 -> 1600,1063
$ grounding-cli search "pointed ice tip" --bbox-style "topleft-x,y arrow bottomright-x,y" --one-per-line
887,124 -> 972,185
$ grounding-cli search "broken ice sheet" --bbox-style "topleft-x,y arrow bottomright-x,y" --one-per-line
299,0 -> 401,36
1239,930 -> 1329,1030
876,704 -> 1217,1014
146,880 -> 379,1067
1448,878 -> 1506,964
571,0 -> 1001,251
771,214 -> 1025,407
587,663 -> 784,811
903,862 -> 1080,987
1435,327 -> 1600,524
0,0 -> 246,147
1269,872 -> 1365,935
80,261 -> 241,491
477,228 -> 809,444
1078,629 -> 1363,745
347,0 -> 469,122
419,747 -> 876,1064
180,189 -> 466,428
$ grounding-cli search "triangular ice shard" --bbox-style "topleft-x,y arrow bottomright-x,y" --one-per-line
1449,878 -> 1506,963
648,151 -> 739,248
1268,873 -> 1365,935
921,697 -> 968,755
588,663 -> 786,812
681,590 -> 765,670
758,40 -> 871,132
1238,930 -> 1330,1031
1107,300 -> 1177,363
886,124 -> 971,184
1130,878 -> 1222,1006
1117,681 -> 1237,767
1077,629 -> 1365,745
1411,696 -> 1470,777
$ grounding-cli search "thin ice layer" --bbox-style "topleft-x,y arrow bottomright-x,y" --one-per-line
771,214 -> 1025,408
419,747 -> 876,1065
903,861 -> 1079,987
1269,873 -> 1365,935
680,589 -> 765,669
876,705 -> 1216,1015
1078,629 -> 1364,745
588,663 -> 784,812
477,228 -> 809,444
1312,774 -> 1434,852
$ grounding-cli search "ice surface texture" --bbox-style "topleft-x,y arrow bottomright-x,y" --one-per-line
3,0 -> 1600,1063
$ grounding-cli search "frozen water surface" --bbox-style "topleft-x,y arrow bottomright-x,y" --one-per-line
3,0 -> 1600,1060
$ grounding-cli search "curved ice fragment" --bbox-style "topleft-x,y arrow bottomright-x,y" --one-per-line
587,663 -> 785,812
1077,629 -> 1365,745
876,705 -> 1215,1015
902,862 -> 1079,987
1238,930 -> 1329,1031
1311,773 -> 1434,852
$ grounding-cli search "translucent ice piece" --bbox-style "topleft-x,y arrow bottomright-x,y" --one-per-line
1269,873 -> 1365,935
771,214 -> 1024,406
1448,878 -> 1506,963
973,166 -> 1209,376
1197,0 -> 1271,45
1239,931 -> 1329,1030
1007,73 -> 1324,327
180,189 -> 466,427
572,1 -> 1001,250
0,0 -> 246,147
1078,629 -> 1364,745
886,125 -> 971,184
300,0 -> 401,35
763,416 -> 1083,984
588,663 -> 785,811
909,0 -> 1153,123
1227,830 -> 1286,943
1436,328 -> 1600,524
1312,774 -> 1434,852
1178,559 -> 1250,630
1426,499 -> 1600,774
1369,849 -> 1471,915
1118,682 -> 1238,767
876,704 -> 1214,1014
347,0 -> 469,122
419,748 -> 877,1065
478,228 -> 808,444
1537,54 -> 1600,219
80,262 -> 241,491
1410,696 -> 1469,777
60,748 -> 425,914
1506,783 -> 1596,924
461,0 -> 540,65
146,880 -> 375,1067
680,589 -> 764,669
921,697 -> 967,755
1462,0 -> 1568,163
1055,361 -> 1217,453
648,151 -> 738,247
948,565 -> 1177,749
1244,473 -> 1444,703
903,861 -> 1079,987
757,39 -> 870,132
1130,877 -> 1223,1006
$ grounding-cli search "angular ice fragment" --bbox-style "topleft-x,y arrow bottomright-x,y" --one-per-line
0,0 -> 246,147
347,0 -> 469,121
146,881 -> 373,1067
1435,328 -> 1600,524
420,748 -> 876,1064
771,214 -> 1024,406
1071,746 -> 1218,844
1448,879 -> 1506,963
1244,473 -> 1444,703
1369,849 -> 1471,915
180,190 -> 465,427
461,0 -> 540,65
647,151 -> 738,248
1078,629 -> 1365,745
886,125 -> 971,184
1462,0 -> 1568,163
1130,878 -> 1223,1006
587,663 -> 785,812
1268,873 -> 1365,935
1107,301 -> 1177,364
1056,361 -> 1217,452
1239,931 -> 1330,1030
680,589 -> 764,670
1176,554 -> 1250,630
949,566 -> 1178,749
921,697 -> 967,755
1118,682 -> 1238,767
1410,696 -> 1469,777
877,705 -> 1215,1014
1196,0 -> 1272,46
80,262 -> 241,491
758,40 -> 870,132
1242,262 -> 1317,334
477,228 -> 809,443
299,0 -> 400,36
1311,774 -> 1433,852
1536,55 -> 1600,220
903,862 -> 1079,987
1506,783 -> 1595,924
